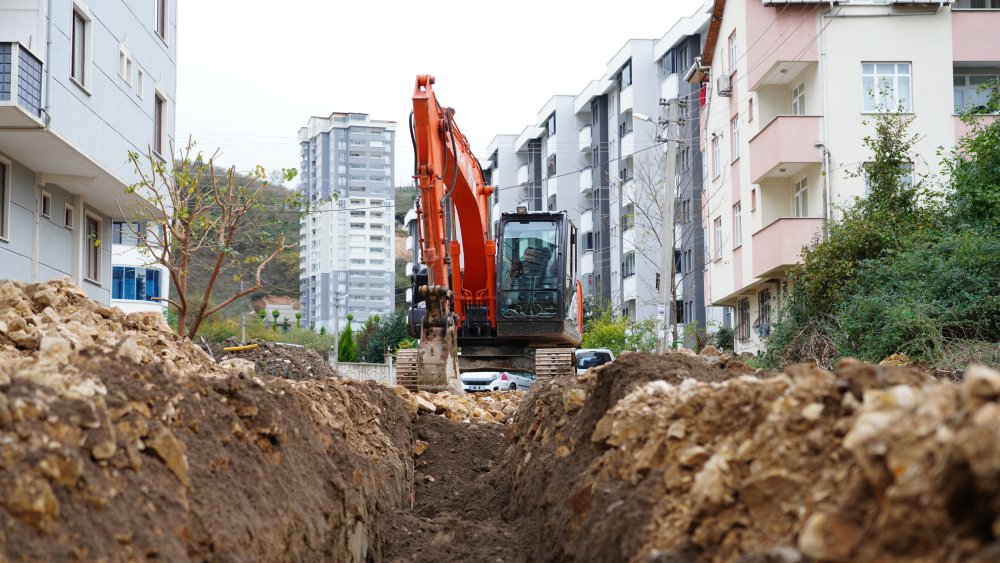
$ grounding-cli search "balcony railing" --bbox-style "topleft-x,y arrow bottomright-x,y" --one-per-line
748,115 -> 822,183
517,164 -> 529,185
751,217 -> 823,278
0,42 -> 43,120
580,168 -> 593,192
578,126 -> 592,152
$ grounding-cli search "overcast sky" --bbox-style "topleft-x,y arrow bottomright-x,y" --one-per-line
175,0 -> 705,188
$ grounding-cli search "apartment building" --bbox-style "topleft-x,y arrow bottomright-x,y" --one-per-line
482,134 -> 518,237
693,0 -> 999,353
1,0 -> 176,307
298,112 -> 396,332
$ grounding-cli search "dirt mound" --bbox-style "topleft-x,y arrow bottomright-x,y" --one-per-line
0,279 -> 411,561
210,338 -> 338,380
502,350 -> 1000,561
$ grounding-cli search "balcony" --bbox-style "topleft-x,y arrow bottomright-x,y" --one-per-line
748,116 -> 822,184
953,10 -> 1000,62
746,3 -> 818,89
0,43 -> 43,126
578,126 -> 592,151
955,114 -> 998,143
580,252 -> 594,276
751,217 -> 823,278
517,164 -> 529,185
580,209 -> 594,233
623,275 -> 637,301
580,168 -> 593,193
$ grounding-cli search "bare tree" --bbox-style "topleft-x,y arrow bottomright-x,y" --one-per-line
623,146 -> 706,345
119,140 -> 298,339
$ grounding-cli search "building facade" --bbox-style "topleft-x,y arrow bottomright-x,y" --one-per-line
0,0 -> 176,306
693,0 -> 999,353
298,112 -> 396,332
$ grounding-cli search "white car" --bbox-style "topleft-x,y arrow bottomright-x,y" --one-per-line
460,370 -> 536,392
576,348 -> 615,375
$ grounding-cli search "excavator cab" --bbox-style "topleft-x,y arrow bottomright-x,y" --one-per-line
495,210 -> 580,347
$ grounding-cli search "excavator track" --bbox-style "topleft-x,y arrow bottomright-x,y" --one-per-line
533,348 -> 576,381
395,349 -> 420,391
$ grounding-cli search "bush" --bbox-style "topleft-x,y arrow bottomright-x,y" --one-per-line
714,326 -> 734,352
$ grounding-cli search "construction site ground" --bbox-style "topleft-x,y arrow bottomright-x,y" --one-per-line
4,279 -> 1000,562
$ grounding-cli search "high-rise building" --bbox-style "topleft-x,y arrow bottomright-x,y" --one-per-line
298,113 -> 396,332
0,0 -> 176,307
692,0 -> 998,353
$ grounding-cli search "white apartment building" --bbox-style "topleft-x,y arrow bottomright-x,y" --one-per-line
298,112 -> 396,332
1,0 -> 176,306
482,134 -> 519,238
693,0 -> 1000,353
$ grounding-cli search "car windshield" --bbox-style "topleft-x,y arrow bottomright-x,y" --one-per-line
576,352 -> 597,368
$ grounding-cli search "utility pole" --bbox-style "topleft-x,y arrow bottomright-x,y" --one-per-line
657,98 -> 680,354
332,291 -> 341,370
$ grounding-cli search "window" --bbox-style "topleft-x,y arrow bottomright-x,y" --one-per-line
748,97 -> 754,122
41,191 -> 51,218
737,298 -> 751,342
622,251 -> 636,278
711,136 -> 721,177
793,178 -> 809,217
733,203 -> 742,247
863,162 -> 914,195
0,161 -> 7,239
751,188 -> 757,211
112,220 -> 144,246
730,118 -> 740,161
682,199 -> 691,223
684,250 -> 693,273
112,267 -> 161,301
617,60 -> 632,91
954,0 -> 1000,7
792,82 -> 805,115
155,0 -> 168,41
621,203 -> 634,231
546,154 -> 557,178
153,94 -> 165,156
583,231 -> 594,252
546,113 -> 556,136
136,68 -> 144,98
728,31 -> 737,75
862,63 -> 911,112
679,146 -> 690,172
758,289 -> 772,335
953,75 -> 999,113
118,47 -> 133,86
713,217 -> 722,259
71,9 -> 88,86
64,204 -> 73,229
85,214 -> 101,282
678,44 -> 688,73
620,110 -> 634,137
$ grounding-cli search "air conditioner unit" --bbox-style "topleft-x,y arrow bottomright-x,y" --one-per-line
716,75 -> 732,97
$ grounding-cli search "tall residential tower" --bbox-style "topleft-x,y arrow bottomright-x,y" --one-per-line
298,112 -> 396,332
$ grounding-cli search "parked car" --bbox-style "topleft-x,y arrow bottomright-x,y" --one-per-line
461,370 -> 536,392
576,348 -> 615,375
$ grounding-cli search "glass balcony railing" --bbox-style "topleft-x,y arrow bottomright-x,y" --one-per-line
0,43 -> 43,118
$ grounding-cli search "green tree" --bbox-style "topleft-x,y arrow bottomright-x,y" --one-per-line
120,140 -> 298,338
338,314 -> 359,362
295,311 -> 303,329
581,306 -> 657,355
271,309 -> 280,331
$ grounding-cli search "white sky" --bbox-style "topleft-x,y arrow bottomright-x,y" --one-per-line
175,0 -> 705,188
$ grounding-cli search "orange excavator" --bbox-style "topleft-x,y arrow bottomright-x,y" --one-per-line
397,75 -> 582,393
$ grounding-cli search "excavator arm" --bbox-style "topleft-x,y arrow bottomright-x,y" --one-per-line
407,75 -> 497,392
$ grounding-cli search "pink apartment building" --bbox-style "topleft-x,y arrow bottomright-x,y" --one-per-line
690,0 -> 999,353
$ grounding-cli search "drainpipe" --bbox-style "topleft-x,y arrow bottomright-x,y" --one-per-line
818,8 -> 832,239
42,0 -> 53,127
32,176 -> 40,280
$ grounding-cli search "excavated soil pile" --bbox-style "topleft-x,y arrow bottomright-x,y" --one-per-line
0,279 -> 412,561
504,350 -> 1000,562
210,338 -> 339,380
393,386 -> 523,425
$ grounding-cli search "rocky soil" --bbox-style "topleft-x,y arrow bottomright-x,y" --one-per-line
209,338 -> 339,380
5,278 -> 1000,562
